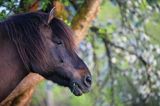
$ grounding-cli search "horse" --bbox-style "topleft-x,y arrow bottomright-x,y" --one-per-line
0,9 -> 92,102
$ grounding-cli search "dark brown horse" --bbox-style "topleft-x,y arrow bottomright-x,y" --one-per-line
0,9 -> 92,102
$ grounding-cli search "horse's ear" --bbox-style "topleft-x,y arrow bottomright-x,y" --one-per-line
48,7 -> 55,24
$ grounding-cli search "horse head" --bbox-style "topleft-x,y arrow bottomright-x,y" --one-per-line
28,10 -> 92,96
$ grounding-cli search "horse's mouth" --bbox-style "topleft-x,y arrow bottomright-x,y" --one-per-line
70,82 -> 90,96
44,69 -> 91,96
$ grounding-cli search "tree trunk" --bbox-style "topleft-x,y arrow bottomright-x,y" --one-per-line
72,0 -> 100,45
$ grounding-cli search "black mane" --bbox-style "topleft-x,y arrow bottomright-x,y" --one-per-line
1,12 -> 75,70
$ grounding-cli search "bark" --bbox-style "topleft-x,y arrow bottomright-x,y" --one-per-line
0,0 -> 101,105
0,73 -> 42,106
18,0 -> 40,13
54,1 -> 69,20
71,0 -> 100,45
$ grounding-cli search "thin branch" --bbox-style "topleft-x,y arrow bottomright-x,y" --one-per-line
107,40 -> 147,66
91,34 -> 101,106
100,35 -> 113,90
102,35 -> 114,106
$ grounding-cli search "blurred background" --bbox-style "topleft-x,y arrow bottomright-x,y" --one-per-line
1,0 -> 160,106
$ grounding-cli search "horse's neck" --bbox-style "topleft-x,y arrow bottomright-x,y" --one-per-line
0,31 -> 29,102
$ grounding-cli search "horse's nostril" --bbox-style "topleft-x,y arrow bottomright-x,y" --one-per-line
84,75 -> 92,87
86,76 -> 92,84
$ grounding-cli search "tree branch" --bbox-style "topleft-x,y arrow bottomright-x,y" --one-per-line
102,35 -> 115,106
107,40 -> 147,66
18,0 -> 40,13
0,73 -> 43,105
71,0 -> 100,45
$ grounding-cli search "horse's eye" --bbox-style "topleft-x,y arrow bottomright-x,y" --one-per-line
53,38 -> 63,45
56,40 -> 62,45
